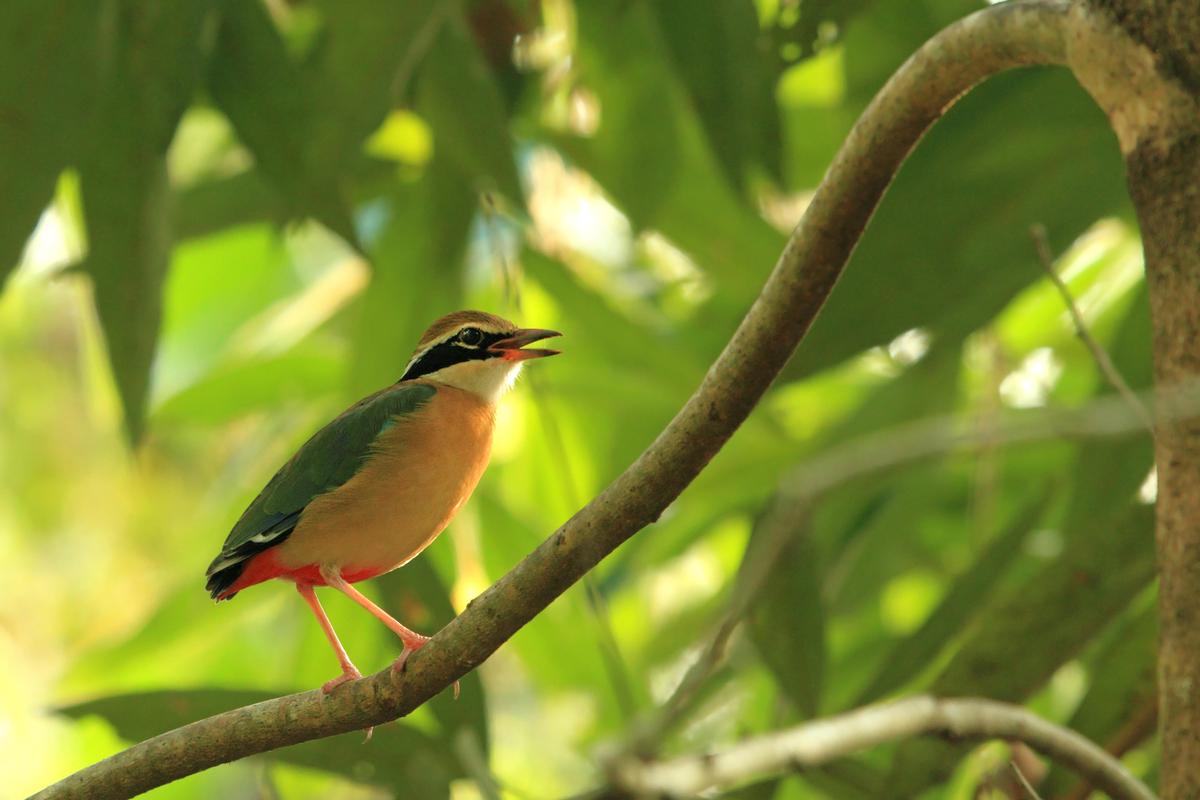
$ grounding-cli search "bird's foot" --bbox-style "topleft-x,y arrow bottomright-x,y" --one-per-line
389,635 -> 458,697
321,665 -> 364,695
390,637 -> 429,675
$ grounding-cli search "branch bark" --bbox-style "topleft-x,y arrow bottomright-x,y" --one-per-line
1065,4 -> 1200,797
610,697 -> 1156,800
34,3 -> 1074,798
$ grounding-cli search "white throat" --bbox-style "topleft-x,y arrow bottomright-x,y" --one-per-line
422,359 -> 523,404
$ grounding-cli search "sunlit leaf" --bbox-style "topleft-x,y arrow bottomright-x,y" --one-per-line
564,0 -> 786,315
306,0 -> 441,171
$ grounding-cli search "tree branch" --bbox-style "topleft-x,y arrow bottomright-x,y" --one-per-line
610,697 -> 1156,800
1068,2 -> 1200,794
33,2 -> 1073,798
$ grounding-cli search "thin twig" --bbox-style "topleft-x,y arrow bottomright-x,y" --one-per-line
610,697 -> 1155,800
1029,223 -> 1154,434
1010,759 -> 1045,800
390,0 -> 455,102
33,3 -> 1075,797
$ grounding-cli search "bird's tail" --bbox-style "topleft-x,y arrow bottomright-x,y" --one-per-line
205,556 -> 247,601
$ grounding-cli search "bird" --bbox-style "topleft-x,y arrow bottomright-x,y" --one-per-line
205,310 -> 561,693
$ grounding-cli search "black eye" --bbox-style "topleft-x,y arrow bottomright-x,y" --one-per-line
458,327 -> 484,346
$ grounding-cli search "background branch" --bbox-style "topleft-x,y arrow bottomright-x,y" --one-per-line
780,381 -> 1198,504
610,696 -> 1155,800
33,2 -> 1073,798
621,381 -> 1200,761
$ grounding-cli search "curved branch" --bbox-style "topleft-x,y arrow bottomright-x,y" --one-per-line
610,696 -> 1156,800
33,2 -> 1072,798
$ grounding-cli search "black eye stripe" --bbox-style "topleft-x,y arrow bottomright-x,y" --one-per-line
399,328 -> 512,381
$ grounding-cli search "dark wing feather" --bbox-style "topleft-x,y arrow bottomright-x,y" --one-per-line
205,382 -> 436,596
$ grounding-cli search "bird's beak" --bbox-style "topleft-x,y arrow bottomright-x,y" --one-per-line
489,328 -> 562,361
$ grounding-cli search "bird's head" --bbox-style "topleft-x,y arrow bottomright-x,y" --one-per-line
399,310 -> 561,402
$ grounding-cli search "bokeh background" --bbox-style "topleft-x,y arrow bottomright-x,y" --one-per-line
2,0 -> 1156,797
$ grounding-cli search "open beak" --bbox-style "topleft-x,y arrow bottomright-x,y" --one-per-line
489,328 -> 562,361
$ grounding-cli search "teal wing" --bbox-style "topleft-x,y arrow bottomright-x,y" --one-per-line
205,382 -> 436,597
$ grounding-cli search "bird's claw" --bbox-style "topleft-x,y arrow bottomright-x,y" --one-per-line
321,666 -> 363,695
389,635 -> 457,696
390,634 -> 431,675
391,647 -> 415,675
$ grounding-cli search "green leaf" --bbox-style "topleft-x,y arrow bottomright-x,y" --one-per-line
520,248 -> 706,389
747,510 -> 826,717
207,0 -> 357,243
885,503 -> 1157,795
175,169 -> 285,240
79,0 -> 215,442
787,68 -> 1129,377
855,493 -> 1050,704
175,158 -> 399,242
306,0 -> 441,171
775,0 -> 876,58
564,0 -> 786,313
881,288 -> 1155,792
153,349 -> 341,427
721,776 -> 782,800
0,1 -> 111,286
794,758 -> 888,799
207,0 -> 449,247
416,7 -> 523,203
1040,600 -> 1156,796
59,689 -> 458,795
649,0 -> 782,187
348,156 -> 475,396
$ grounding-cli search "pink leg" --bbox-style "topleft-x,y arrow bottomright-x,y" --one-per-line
297,583 -> 363,694
319,567 -> 430,666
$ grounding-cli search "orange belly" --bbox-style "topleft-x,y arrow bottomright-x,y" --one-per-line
266,382 -> 494,584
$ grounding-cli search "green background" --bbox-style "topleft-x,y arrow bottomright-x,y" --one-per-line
1,0 -> 1155,797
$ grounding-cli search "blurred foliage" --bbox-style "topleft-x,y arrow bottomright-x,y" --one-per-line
0,0 -> 1157,798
